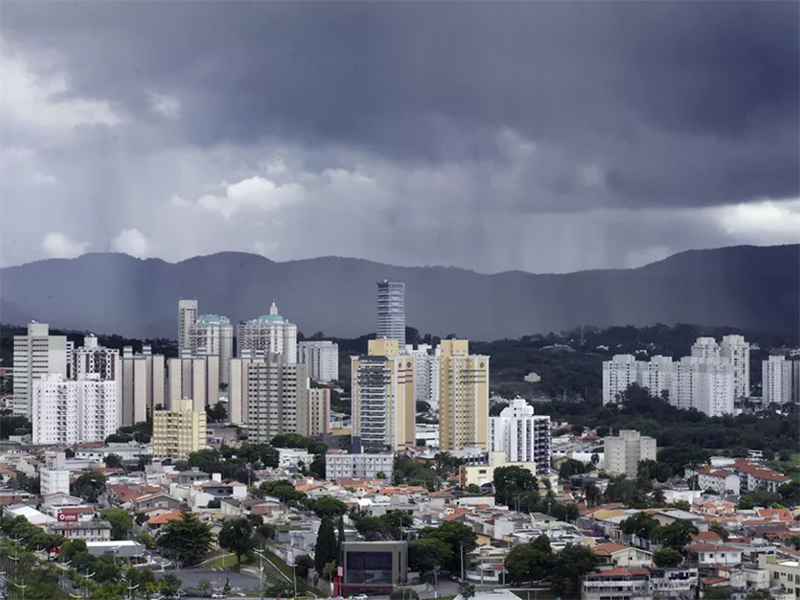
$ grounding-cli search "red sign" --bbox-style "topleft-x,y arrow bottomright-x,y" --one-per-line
58,513 -> 78,523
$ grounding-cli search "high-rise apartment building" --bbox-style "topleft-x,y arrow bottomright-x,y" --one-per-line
351,339 -> 415,453
13,322 -> 68,417
40,452 -> 70,496
377,281 -> 406,347
489,398 -> 551,474
73,335 -> 119,381
168,353 -> 220,414
603,336 -> 744,417
177,299 -> 198,355
721,335 -> 750,400
438,339 -> 490,452
406,344 -> 441,411
763,355 -> 794,405
120,345 -> 166,426
246,355 -> 309,443
793,357 -> 800,405
229,350 -> 266,425
152,398 -> 208,460
604,429 -> 657,479
32,374 -> 117,445
189,314 -> 233,385
308,388 -> 331,436
237,302 -> 298,363
297,341 -> 339,383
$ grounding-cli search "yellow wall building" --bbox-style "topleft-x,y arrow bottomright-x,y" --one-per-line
152,398 -> 207,460
351,339 -> 415,453
439,340 -> 490,451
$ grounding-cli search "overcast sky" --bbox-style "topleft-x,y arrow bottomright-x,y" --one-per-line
1,2 -> 798,274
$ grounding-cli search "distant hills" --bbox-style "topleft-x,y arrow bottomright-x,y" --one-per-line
0,244 -> 797,340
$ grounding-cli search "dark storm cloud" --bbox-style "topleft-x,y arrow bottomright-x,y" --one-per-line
2,1 -> 798,211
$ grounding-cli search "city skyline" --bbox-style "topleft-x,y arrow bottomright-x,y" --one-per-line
1,2 -> 797,273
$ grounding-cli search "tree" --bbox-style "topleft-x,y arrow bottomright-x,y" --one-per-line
156,512 -> 214,566
650,488 -> 666,507
419,521 -> 477,573
739,491 -> 782,510
703,587 -> 735,600
493,465 -> 538,507
296,554 -> 314,579
551,543 -> 597,597
504,535 -> 553,582
653,520 -> 699,549
603,475 -> 637,505
104,453 -> 123,469
207,402 -> 227,422
135,532 -> 154,549
416,400 -> 431,414
311,497 -> 348,519
619,512 -> 660,542
158,573 -> 181,596
558,459 -> 587,481
376,471 -> 387,480
72,472 -> 107,502
778,481 -> 800,504
466,484 -> 481,494
458,582 -> 475,599
219,518 -> 257,568
709,522 -> 730,542
314,518 -> 338,576
102,508 -> 133,541
408,538 -> 451,574
584,482 -> 602,508
391,588 -> 420,600
653,547 -> 683,568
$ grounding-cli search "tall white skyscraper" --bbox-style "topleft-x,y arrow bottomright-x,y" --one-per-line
73,335 -> 120,382
376,281 -> 406,347
13,322 -> 68,417
489,398 -> 551,474
763,355 -> 793,405
120,345 -> 166,426
229,350 -> 266,425
297,341 -> 339,383
720,335 -> 750,400
32,374 -> 117,444
177,299 -> 198,355
691,337 -> 720,359
168,353 -> 220,414
190,314 -> 233,384
406,344 -> 441,411
237,302 -> 298,363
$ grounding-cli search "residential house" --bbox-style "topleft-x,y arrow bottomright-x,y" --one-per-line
50,520 -> 112,541
684,542 -> 743,567
592,542 -> 653,568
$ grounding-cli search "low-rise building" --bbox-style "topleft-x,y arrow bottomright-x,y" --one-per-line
592,543 -> 653,568
697,466 -> 740,496
326,452 -> 394,481
277,448 -> 314,470
582,567 -> 698,600
50,520 -> 112,541
684,542 -> 743,567
759,555 -> 800,598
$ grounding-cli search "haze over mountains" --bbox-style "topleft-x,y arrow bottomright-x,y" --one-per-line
0,244 -> 797,341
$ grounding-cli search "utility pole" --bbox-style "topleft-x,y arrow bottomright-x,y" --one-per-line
460,544 -> 465,581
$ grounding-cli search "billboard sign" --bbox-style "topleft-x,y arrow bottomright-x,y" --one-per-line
58,512 -> 79,523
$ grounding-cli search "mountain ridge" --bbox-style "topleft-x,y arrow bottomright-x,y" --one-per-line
1,244 -> 797,340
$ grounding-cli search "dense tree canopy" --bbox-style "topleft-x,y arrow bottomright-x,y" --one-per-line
156,512 -> 214,566
219,518 -> 257,567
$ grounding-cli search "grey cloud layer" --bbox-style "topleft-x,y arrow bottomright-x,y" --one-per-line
0,1 -> 798,272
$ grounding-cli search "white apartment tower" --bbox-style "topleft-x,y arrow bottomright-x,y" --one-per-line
489,398 -> 551,474
237,302 -> 298,363
120,345 -> 166,426
32,374 -> 117,445
168,353 -> 220,414
13,322 -> 68,417
721,335 -> 750,400
189,314 -> 233,384
406,344 -> 441,411
602,354 -> 640,405
73,335 -> 120,381
178,299 -> 198,355
376,281 -> 406,347
297,341 -> 339,383
604,429 -> 657,479
246,355 -> 309,443
763,355 -> 793,405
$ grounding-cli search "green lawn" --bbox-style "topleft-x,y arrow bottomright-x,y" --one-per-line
512,589 -> 560,600
202,553 -> 254,569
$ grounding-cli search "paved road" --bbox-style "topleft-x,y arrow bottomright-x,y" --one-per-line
172,567 -> 262,592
